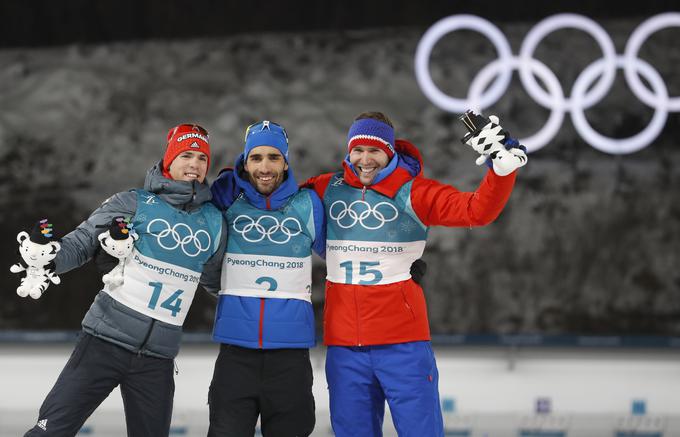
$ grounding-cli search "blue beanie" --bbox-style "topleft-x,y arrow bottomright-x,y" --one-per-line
244,120 -> 289,162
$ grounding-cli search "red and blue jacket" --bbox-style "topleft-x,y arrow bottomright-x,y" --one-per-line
304,139 -> 516,346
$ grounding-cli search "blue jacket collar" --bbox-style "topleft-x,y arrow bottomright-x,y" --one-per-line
233,152 -> 299,210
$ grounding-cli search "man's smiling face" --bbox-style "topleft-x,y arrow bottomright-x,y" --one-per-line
349,145 -> 390,186
244,145 -> 288,195
168,150 -> 208,183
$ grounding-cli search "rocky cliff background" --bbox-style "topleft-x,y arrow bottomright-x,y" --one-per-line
1,4 -> 678,338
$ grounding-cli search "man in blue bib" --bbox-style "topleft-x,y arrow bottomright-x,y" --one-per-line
23,124 -> 227,437
209,121 -> 325,437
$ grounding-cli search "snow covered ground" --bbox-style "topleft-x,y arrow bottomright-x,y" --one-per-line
2,342 -> 680,436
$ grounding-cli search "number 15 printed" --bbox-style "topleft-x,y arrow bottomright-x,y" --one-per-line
339,261 -> 383,285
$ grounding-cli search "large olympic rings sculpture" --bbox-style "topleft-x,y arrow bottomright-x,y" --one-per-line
329,200 -> 399,230
415,13 -> 680,154
232,215 -> 303,244
146,219 -> 211,257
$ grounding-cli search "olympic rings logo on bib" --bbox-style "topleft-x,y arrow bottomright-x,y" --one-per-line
415,13 -> 680,154
329,200 -> 399,230
232,215 -> 303,244
146,219 -> 211,257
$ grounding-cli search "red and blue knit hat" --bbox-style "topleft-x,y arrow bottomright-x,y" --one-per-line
347,118 -> 395,158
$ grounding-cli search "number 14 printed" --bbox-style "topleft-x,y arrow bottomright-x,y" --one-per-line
147,282 -> 184,317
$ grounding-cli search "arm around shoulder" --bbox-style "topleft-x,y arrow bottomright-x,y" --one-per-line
198,216 -> 228,297
300,173 -> 335,200
306,189 -> 326,259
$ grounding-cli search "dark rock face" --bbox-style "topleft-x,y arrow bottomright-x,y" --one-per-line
1,17 -> 678,337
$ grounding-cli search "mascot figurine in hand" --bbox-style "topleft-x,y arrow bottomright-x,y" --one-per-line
97,216 -> 137,288
10,219 -> 61,299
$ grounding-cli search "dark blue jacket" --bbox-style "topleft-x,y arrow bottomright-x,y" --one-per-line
210,153 -> 325,349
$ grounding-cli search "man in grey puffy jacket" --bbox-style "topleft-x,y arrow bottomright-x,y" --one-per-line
24,123 -> 226,437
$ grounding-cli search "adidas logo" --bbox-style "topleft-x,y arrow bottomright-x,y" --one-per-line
37,418 -> 48,430
190,141 -> 200,148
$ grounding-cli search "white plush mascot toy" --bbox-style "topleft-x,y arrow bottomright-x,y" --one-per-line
97,216 -> 137,288
10,219 -> 61,299
459,110 -> 528,176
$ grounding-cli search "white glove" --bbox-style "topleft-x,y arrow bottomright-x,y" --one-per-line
464,115 -> 528,176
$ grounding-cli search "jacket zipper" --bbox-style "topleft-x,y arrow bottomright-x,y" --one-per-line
355,287 -> 362,346
259,195 -> 271,348
401,286 -> 416,319
138,319 -> 155,356
356,186 -> 367,345
258,298 -> 265,348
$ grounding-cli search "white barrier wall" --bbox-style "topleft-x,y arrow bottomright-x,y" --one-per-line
1,343 -> 679,436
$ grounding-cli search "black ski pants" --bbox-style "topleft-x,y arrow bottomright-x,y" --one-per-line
24,332 -> 174,437
207,344 -> 315,437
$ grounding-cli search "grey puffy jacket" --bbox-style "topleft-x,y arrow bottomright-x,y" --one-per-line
55,162 -> 226,359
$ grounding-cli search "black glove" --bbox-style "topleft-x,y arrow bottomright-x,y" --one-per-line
93,246 -> 118,275
410,259 -> 428,285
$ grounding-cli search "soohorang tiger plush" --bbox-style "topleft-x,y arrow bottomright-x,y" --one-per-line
97,216 -> 137,288
10,219 -> 61,299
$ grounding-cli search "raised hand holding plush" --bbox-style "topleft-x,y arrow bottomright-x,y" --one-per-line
97,217 -> 137,288
460,111 -> 528,176
10,219 -> 61,299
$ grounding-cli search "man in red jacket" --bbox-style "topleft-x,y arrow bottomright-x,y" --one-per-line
304,111 -> 526,436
